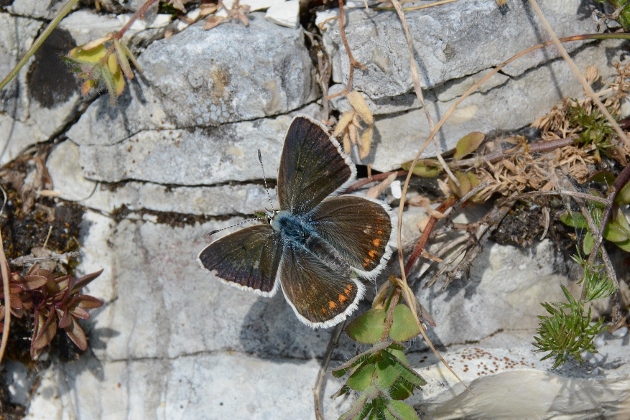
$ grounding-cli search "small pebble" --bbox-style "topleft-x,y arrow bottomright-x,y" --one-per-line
390,180 -> 402,199
593,336 -> 606,349
612,326 -> 628,338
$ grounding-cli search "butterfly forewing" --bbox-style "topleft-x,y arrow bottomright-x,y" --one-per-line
310,196 -> 393,277
279,244 -> 365,327
198,225 -> 282,295
278,117 -> 355,215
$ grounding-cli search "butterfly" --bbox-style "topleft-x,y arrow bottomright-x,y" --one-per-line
198,116 -> 394,328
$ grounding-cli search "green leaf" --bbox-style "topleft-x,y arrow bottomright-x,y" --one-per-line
589,170 -> 616,185
582,231 -> 594,255
118,39 -> 142,72
381,350 -> 426,388
401,159 -> 442,178
559,211 -> 588,229
332,352 -> 371,378
453,132 -> 485,160
388,378 -> 415,401
603,221 -> 629,243
339,392 -> 370,420
616,181 -> 630,205
375,359 -> 400,390
114,39 -> 134,79
385,400 -> 420,420
390,304 -> 421,342
333,342 -> 396,377
347,363 -> 376,391
346,308 -> 387,344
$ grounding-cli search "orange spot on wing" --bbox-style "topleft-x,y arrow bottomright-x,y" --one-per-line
368,250 -> 377,258
344,284 -> 353,295
329,301 -> 338,310
338,294 -> 348,303
372,238 -> 381,247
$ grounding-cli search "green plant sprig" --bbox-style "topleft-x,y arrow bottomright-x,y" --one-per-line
533,285 -> 606,369
332,282 -> 426,419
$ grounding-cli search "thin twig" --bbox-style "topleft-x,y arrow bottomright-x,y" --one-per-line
404,196 -> 457,275
113,0 -> 159,41
327,0 -> 366,100
346,170 -> 407,194
0,186 -> 10,366
449,137 -> 574,169
518,190 -> 611,205
589,163 -> 630,266
314,322 -> 345,420
373,0 -> 458,12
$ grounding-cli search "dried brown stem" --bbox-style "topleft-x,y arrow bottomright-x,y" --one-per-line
327,0 -> 366,100
449,137 -> 574,169
0,232 -> 10,366
380,288 -> 401,342
114,0 -> 159,41
404,195 -> 457,275
589,162 -> 630,266
345,170 -> 407,194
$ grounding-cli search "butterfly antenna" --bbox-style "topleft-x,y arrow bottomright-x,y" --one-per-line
258,149 -> 276,213
207,215 -> 266,237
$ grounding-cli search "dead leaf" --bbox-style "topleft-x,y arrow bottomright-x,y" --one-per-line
358,126 -> 373,159
346,91 -> 373,124
334,111 -> 354,137
205,16 -> 226,30
367,173 -> 397,198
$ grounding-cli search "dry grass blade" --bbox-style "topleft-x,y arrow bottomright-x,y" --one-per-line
388,0 -> 458,184
374,0 -> 458,12
0,239 -> 9,366
0,187 -> 10,365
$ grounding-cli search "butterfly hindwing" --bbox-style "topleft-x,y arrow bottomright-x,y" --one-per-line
309,196 -> 393,278
278,116 -> 355,215
198,225 -> 282,295
279,243 -> 365,328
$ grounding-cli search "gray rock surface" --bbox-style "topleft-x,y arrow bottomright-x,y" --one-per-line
322,0 -> 597,98
3,0 -> 628,418
75,104 -> 322,184
6,0 -> 67,20
412,331 -> 630,418
367,38 -> 626,171
0,9 -> 162,166
67,13 -> 318,148
0,14 -> 77,165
